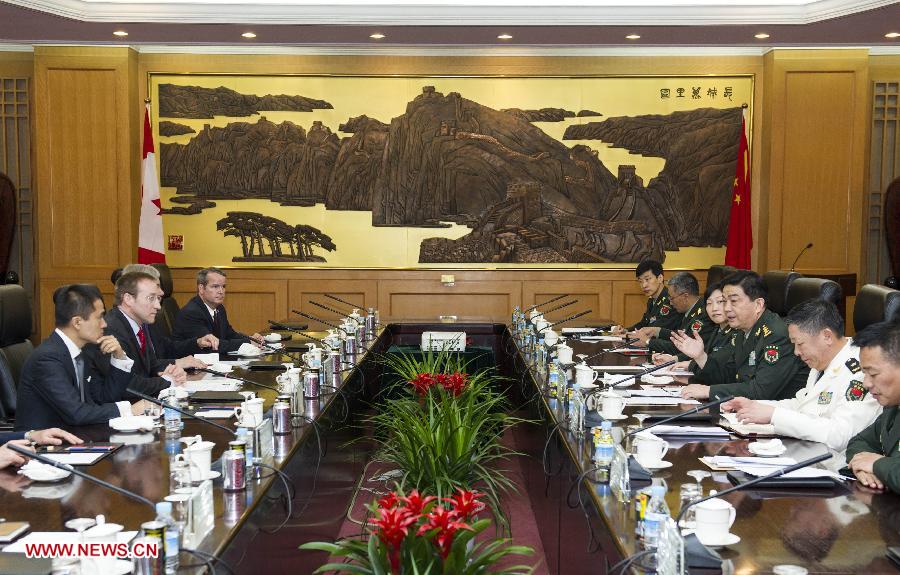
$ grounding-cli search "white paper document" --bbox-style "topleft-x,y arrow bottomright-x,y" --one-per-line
649,424 -> 730,436
579,336 -> 624,342
623,397 -> 700,406
3,531 -> 139,554
561,327 -> 598,334
591,365 -> 647,372
629,388 -> 678,397
193,409 -> 236,419
653,368 -> 695,377
185,379 -> 241,392
610,348 -> 651,354
40,452 -> 107,466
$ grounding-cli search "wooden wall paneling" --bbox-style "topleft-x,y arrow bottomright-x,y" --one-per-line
521,280 -> 613,324
377,278 -> 521,322
171,278 -> 289,336
287,279 -> 379,329
763,50 -> 868,278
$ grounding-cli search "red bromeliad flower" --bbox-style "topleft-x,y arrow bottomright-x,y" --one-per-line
400,489 -> 437,516
444,489 -> 485,520
409,372 -> 435,395
371,507 -> 418,573
442,372 -> 468,396
418,505 -> 471,558
377,492 -> 400,510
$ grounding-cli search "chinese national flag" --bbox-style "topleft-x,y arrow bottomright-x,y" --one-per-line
725,107 -> 751,269
138,103 -> 166,264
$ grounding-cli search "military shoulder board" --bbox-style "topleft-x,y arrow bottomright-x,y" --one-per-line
845,357 -> 862,374
845,379 -> 868,401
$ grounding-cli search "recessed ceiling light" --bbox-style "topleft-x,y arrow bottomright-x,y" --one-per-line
370,33 -> 385,39
497,34 -> 513,40
755,33 -> 770,39
886,32 -> 900,38
113,30 -> 128,37
241,32 -> 256,39
625,34 -> 641,40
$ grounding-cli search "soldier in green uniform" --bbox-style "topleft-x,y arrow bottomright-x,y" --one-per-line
673,270 -> 808,401
846,320 -> 900,492
636,272 -> 716,360
611,260 -> 683,336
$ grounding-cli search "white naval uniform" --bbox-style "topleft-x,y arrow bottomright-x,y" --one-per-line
761,339 -> 882,452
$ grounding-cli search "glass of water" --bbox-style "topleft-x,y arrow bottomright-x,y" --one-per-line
678,482 -> 702,527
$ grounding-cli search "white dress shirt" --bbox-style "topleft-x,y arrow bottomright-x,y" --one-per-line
762,338 -> 882,452
55,328 -> 134,418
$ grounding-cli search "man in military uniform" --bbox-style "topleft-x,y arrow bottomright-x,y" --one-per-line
846,320 -> 900,492
611,260 -> 683,336
674,270 -> 808,401
635,272 -> 716,359
721,299 -> 881,451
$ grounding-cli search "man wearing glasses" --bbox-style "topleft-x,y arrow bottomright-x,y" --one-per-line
634,272 -> 716,359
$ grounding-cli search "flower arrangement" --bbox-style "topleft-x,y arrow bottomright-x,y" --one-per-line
300,488 -> 534,574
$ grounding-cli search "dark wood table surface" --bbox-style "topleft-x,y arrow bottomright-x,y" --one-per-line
515,334 -> 900,574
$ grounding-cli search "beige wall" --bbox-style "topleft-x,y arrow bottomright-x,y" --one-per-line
14,47 -> 879,336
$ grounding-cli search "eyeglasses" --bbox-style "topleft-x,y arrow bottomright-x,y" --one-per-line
129,293 -> 162,304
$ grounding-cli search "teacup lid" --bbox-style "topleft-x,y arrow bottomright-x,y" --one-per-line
635,430 -> 663,441
186,440 -> 215,451
574,362 -> 593,370
697,491 -> 732,510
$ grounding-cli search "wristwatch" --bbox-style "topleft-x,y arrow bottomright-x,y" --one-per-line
23,430 -> 35,443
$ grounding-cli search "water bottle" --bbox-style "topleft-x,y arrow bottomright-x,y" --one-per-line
570,390 -> 585,438
556,366 -> 567,403
641,485 -> 670,568
236,427 -> 254,467
594,421 -> 615,469
155,501 -> 180,574
547,361 -> 559,395
163,391 -> 181,434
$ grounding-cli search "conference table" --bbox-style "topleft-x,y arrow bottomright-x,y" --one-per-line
0,320 -> 897,574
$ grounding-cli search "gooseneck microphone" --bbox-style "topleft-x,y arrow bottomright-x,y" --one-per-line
790,242 -> 814,271
579,338 -> 640,364
526,294 -> 567,312
259,341 -> 304,364
8,443 -> 157,509
268,321 -> 328,345
293,310 -> 353,335
325,293 -> 364,310
623,394 -> 734,437
540,299 -> 578,316
310,300 -> 349,318
602,359 -> 679,391
674,452 -> 832,524
127,387 -> 237,436
537,309 -> 592,332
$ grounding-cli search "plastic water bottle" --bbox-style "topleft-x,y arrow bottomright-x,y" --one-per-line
155,501 -> 180,574
163,391 -> 181,434
641,485 -> 670,567
236,427 -> 254,467
547,362 -> 559,396
570,390 -> 585,438
594,421 -> 615,469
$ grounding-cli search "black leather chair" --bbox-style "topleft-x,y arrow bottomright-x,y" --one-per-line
0,352 -> 16,425
762,270 -> 801,316
0,284 -> 33,396
152,263 -> 180,338
785,278 -> 842,313
853,284 -> 900,333
707,265 -> 739,287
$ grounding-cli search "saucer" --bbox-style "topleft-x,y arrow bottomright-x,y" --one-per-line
265,333 -> 283,342
749,442 -> 787,457
696,532 -> 741,548
600,413 -> 628,421
108,416 -> 155,432
192,470 -> 221,483
635,458 -> 673,471
18,461 -> 72,482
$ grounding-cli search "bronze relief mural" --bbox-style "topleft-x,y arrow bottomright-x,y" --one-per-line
152,75 -> 752,268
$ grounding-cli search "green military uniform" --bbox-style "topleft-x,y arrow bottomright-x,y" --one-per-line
846,406 -> 900,493
698,308 -> 809,401
628,287 -> 683,332
689,326 -> 733,374
648,297 -> 716,360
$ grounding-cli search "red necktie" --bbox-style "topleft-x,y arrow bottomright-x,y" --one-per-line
138,325 -> 147,355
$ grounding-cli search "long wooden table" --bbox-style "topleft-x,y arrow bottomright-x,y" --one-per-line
1,322 -> 898,574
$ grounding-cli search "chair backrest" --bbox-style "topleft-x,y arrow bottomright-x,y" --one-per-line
854,284 -> 900,333
706,265 -> 739,287
0,351 -> 16,421
762,270 -> 801,316
0,284 -> 33,402
152,263 -> 180,338
785,278 -> 843,313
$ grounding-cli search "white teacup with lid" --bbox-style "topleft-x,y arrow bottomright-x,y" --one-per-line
556,342 -> 574,364
694,490 -> 737,545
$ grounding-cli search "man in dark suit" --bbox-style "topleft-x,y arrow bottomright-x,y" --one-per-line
15,284 -> 154,431
0,428 -> 82,469
105,271 -> 212,395
173,267 -> 263,354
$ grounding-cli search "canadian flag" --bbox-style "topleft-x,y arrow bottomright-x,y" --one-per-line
138,103 -> 166,264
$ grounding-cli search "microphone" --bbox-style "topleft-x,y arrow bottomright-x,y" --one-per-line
674,452 -> 832,524
127,387 -> 237,436
7,444 -> 157,509
599,359 -> 679,392
268,321 -> 328,345
566,326 -> 614,340
293,310 -> 353,335
790,242 -> 814,271
259,341 -> 304,364
538,309 -> 592,332
540,299 -> 578,316
186,367 -> 283,394
325,293 -> 365,310
623,395 -> 734,437
578,338 -> 640,364
310,300 -> 349,318
526,294 -> 567,312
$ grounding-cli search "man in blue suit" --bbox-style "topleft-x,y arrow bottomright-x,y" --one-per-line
15,284 -> 154,431
0,428 -> 82,469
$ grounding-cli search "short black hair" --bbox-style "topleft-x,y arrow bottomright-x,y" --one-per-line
704,281 -> 724,301
668,272 -> 699,297
722,270 -> 768,305
635,260 -> 663,278
110,268 -> 123,286
785,299 -> 845,339
53,284 -> 103,328
853,320 -> 900,366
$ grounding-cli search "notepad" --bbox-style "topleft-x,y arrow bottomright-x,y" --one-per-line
648,425 -> 730,437
624,397 -> 700,406
40,452 -> 107,466
185,379 -> 241,392
193,409 -> 235,419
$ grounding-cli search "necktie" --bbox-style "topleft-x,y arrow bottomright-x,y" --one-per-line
213,308 -> 221,336
137,325 -> 147,356
74,353 -> 85,402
